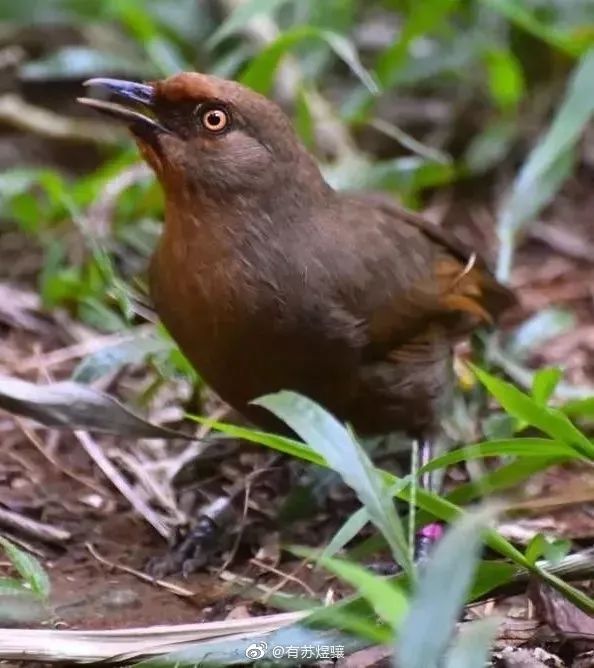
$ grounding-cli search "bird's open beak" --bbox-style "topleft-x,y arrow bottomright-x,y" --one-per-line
78,78 -> 168,135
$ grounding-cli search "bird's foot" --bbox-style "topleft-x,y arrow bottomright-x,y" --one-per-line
146,515 -> 226,579
414,522 -> 444,564
367,522 -> 444,576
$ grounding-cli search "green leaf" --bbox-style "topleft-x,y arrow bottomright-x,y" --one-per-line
369,119 -> 452,165
293,547 -> 408,627
472,365 -> 594,459
294,87 -> 316,149
73,331 -> 170,384
496,49 -> 594,279
112,0 -> 189,74
208,0 -> 294,48
323,155 -> 455,195
444,618 -> 500,668
532,368 -> 563,405
241,26 -> 377,95
469,561 -> 518,601
543,539 -> 572,565
0,537 -> 50,599
0,169 -> 40,202
0,591 -> 47,625
563,397 -> 594,419
0,577 -> 30,596
525,534 -> 571,566
321,30 -> 379,94
79,298 -> 127,333
464,118 -> 518,174
420,438 -> 578,473
255,391 -> 412,575
480,0 -> 585,56
0,169 -> 68,232
375,0 -> 460,87
321,507 -> 369,561
483,48 -> 525,111
396,508 -> 494,668
321,473 -> 414,562
447,456 -> 564,506
307,603 -> 392,645
199,410 -> 594,613
498,147 -> 575,280
189,415 -> 326,467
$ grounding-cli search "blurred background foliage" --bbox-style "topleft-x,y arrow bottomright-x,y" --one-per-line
0,0 -> 593,381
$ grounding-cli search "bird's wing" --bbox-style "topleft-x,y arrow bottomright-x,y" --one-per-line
338,194 -> 516,358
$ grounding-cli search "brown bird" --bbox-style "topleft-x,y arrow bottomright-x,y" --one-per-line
79,73 -> 514,560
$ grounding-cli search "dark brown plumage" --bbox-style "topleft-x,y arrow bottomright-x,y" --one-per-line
79,73 -> 515,441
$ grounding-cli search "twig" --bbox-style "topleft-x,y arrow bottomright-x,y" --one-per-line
251,558 -> 316,597
0,94 -> 122,144
74,430 -> 171,539
369,118 -> 451,164
218,569 -> 299,602
146,405 -> 230,484
0,506 -> 70,544
85,543 -> 195,598
6,446 -> 42,481
16,418 -> 108,497
216,479 -> 252,575
16,327 -> 152,373
0,532 -> 47,558
109,448 -> 183,521
529,220 -> 594,263
148,405 -> 231,482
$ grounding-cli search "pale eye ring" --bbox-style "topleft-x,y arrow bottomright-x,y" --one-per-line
200,106 -> 230,133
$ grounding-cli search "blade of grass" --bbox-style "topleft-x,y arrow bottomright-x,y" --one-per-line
420,438 -> 579,473
208,0 -> 294,47
0,537 -> 49,599
396,507 -> 495,668
496,49 -> 594,280
320,507 -> 369,561
240,25 -> 377,94
469,561 -> 519,601
532,368 -> 563,405
195,403 -> 594,613
446,457 -> 565,505
292,547 -> 408,627
189,416 -> 325,467
254,391 -> 413,576
444,618 -> 500,668
481,0 -> 586,56
472,365 -> 594,459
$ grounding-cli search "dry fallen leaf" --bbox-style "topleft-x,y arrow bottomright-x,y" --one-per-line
530,582 -> 594,640
0,375 -> 192,439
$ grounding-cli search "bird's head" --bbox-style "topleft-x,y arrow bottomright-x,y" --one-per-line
79,72 -> 327,206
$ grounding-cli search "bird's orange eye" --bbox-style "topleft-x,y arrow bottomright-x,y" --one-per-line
200,106 -> 230,133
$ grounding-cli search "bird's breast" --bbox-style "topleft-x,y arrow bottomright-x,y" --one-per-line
149,233 -> 355,413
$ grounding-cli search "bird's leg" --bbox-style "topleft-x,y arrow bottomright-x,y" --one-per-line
414,437 -> 444,562
147,495 -> 236,578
